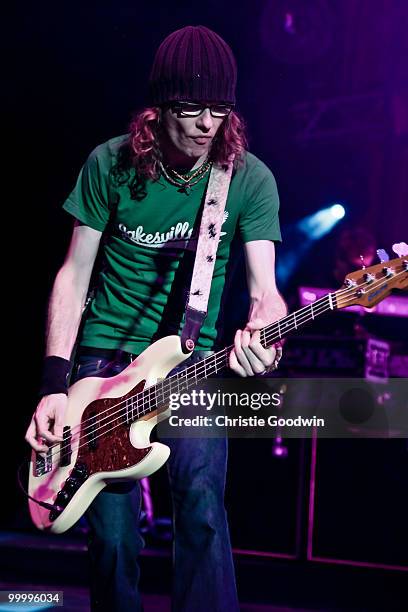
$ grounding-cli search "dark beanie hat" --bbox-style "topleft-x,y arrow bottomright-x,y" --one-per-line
149,25 -> 237,106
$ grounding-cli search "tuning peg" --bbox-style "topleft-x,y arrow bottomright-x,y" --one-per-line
392,242 -> 408,257
376,248 -> 390,263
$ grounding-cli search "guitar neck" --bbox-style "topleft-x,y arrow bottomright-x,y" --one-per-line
128,255 -> 408,421
259,291 -> 337,349
149,291 -> 338,409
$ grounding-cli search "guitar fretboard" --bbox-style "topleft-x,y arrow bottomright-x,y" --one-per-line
124,292 -> 337,423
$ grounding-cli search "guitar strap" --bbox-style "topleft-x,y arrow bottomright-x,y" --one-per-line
181,159 -> 234,353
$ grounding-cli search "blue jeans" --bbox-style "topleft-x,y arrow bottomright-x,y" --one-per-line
71,351 -> 239,612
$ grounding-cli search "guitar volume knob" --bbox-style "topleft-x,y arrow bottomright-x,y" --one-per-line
56,490 -> 70,507
71,463 -> 88,481
64,477 -> 79,491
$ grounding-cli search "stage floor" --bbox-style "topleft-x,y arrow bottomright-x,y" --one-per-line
0,530 -> 405,611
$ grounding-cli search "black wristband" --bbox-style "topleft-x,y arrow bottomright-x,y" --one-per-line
38,356 -> 71,398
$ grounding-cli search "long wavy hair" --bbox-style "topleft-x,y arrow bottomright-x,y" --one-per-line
111,107 -> 248,200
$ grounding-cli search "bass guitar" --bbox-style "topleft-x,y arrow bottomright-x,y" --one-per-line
28,255 -> 408,533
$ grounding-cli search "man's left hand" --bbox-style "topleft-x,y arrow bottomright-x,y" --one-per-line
229,318 -> 277,377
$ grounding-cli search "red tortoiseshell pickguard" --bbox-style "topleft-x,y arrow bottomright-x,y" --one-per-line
76,380 -> 152,475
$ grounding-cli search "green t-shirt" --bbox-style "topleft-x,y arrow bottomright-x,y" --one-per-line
63,135 -> 281,353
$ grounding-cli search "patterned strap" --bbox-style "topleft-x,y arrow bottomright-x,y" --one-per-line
181,161 -> 234,353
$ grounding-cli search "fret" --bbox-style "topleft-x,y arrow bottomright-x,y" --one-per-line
310,302 -> 314,319
157,379 -> 166,408
293,311 -> 297,329
178,369 -> 188,394
210,357 -> 216,377
142,386 -> 151,418
279,316 -> 292,335
130,396 -> 136,422
129,397 -> 136,422
147,387 -> 152,413
218,352 -> 228,371
143,385 -> 157,414
192,363 -> 199,387
162,379 -> 168,404
328,293 -> 334,310
210,355 -> 219,377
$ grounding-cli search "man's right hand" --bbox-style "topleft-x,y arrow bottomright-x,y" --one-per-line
25,394 -> 67,453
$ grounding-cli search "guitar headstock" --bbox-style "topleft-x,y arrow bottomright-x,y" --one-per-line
336,256 -> 408,310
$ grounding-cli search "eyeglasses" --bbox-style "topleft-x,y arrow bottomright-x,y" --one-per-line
170,101 -> 234,118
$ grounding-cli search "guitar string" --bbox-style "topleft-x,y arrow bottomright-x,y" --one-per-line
38,267 -> 406,460
37,294 -> 337,465
50,277 -> 369,436
38,279 -> 405,471
43,289 -> 338,446
55,269 -> 405,455
67,266 -> 405,435
37,267 -> 406,467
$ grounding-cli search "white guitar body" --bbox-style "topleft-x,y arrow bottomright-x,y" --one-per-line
28,336 -> 190,534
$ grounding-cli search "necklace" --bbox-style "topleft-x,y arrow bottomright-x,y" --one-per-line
169,159 -> 211,183
159,160 -> 212,194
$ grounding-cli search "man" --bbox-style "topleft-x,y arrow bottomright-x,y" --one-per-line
26,25 -> 286,611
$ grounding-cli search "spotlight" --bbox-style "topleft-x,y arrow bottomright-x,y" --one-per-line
330,203 -> 346,219
298,203 -> 346,240
276,202 -> 346,287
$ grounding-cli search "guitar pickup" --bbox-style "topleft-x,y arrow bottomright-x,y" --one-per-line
87,412 -> 98,451
60,426 -> 72,467
35,448 -> 52,476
